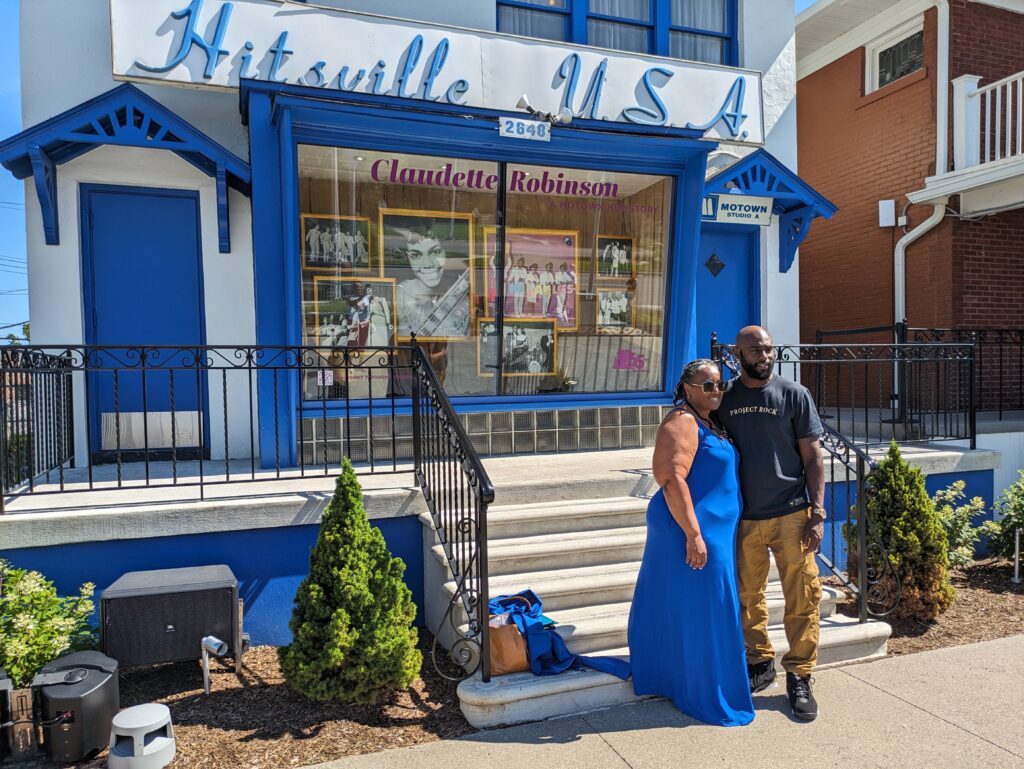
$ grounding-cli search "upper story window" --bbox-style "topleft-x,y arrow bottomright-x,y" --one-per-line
496,0 -> 738,66
865,18 -> 924,93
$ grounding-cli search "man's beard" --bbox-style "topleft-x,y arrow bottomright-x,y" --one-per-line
739,354 -> 774,380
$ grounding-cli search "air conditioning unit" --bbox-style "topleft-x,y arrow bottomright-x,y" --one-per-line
100,565 -> 243,670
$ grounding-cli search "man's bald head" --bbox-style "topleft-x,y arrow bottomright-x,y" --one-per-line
736,326 -> 772,347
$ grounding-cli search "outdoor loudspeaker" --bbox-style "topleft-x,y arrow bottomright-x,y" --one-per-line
100,565 -> 241,669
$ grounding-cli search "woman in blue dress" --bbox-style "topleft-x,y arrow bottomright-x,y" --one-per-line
628,359 -> 755,726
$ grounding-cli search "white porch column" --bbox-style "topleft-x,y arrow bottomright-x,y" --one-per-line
953,75 -> 982,170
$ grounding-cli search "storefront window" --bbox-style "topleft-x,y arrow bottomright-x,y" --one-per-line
297,146 -> 672,400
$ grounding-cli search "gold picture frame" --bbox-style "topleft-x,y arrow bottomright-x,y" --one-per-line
476,316 -> 558,378
595,235 -> 635,281
481,227 -> 580,331
306,276 -> 398,348
300,214 -> 373,274
379,208 -> 475,342
595,287 -> 636,330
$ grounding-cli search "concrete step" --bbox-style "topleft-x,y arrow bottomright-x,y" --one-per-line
456,585 -> 843,655
457,613 -> 892,728
485,496 -> 649,539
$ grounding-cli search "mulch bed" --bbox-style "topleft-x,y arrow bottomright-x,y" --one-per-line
831,558 -> 1024,656
18,561 -> 1023,768
22,631 -> 474,769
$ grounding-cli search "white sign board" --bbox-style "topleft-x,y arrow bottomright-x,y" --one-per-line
109,0 -> 765,145
498,117 -> 551,142
701,194 -> 774,226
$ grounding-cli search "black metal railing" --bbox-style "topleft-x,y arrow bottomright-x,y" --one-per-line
0,341 -> 495,679
910,327 -> 1024,420
819,321 -> 1024,423
409,341 -> 496,682
713,344 -> 901,619
714,334 -> 975,448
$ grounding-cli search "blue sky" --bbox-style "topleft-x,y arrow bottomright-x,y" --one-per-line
0,0 -> 816,336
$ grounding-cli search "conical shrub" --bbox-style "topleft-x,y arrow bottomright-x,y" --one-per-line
849,442 -> 954,622
279,459 -> 421,702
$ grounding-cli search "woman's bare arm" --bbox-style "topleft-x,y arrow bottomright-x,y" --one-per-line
652,411 -> 706,568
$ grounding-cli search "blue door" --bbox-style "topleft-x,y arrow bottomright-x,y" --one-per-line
81,185 -> 206,462
696,225 -> 759,359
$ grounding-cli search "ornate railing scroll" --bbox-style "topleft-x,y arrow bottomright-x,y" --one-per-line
409,337 -> 496,682
711,337 -> 901,619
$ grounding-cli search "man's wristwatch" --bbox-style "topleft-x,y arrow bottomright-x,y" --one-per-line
810,506 -> 827,521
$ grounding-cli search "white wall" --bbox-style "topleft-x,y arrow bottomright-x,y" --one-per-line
26,145 -> 257,462
20,0 -> 247,156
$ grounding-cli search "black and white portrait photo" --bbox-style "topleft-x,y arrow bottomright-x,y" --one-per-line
478,318 -> 557,376
305,277 -> 396,349
597,289 -> 634,328
301,215 -> 372,272
381,210 -> 474,341
596,236 -> 634,280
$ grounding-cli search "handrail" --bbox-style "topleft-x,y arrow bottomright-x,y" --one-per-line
408,337 -> 496,682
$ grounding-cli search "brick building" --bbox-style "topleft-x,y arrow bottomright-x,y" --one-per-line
796,0 -> 1024,341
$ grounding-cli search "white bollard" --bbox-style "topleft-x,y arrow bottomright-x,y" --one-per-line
1014,528 -> 1021,585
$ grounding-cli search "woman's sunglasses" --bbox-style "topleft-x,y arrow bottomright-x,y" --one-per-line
685,380 -> 730,393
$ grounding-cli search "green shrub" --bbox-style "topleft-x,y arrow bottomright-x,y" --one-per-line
932,481 -> 987,569
849,442 -> 954,622
0,560 -> 97,687
278,458 -> 421,703
980,470 -> 1024,559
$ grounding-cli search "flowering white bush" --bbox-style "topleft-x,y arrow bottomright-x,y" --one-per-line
0,559 -> 97,687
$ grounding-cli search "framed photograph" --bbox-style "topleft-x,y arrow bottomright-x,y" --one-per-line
305,276 -> 397,348
301,214 -> 373,273
477,317 -> 558,377
482,228 -> 579,331
379,209 -> 474,341
595,235 -> 634,280
596,288 -> 636,329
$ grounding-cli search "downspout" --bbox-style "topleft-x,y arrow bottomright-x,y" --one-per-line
893,0 -> 950,324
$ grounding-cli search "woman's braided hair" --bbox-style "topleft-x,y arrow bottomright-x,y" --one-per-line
672,358 -> 719,406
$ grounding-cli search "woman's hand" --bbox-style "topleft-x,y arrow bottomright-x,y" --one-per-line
685,533 -> 708,569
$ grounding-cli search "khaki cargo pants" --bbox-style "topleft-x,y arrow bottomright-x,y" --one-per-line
737,507 -> 821,678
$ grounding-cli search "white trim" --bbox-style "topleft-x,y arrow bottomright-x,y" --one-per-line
969,0 -> 1024,13
797,0 -> 930,80
908,152 -> 1024,202
864,17 -> 924,94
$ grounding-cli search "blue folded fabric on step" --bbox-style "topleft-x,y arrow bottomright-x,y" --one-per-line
489,590 -> 631,680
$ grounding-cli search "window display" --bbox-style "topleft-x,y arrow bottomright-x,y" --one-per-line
297,145 -> 672,399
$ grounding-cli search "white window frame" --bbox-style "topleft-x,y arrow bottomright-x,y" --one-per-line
864,17 -> 925,94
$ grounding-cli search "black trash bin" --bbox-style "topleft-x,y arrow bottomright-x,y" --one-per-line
32,651 -> 119,764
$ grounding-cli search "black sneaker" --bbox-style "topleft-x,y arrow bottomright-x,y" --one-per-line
786,672 -> 817,721
747,659 -> 777,693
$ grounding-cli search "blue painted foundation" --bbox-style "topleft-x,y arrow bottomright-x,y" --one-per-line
818,469 -> 996,575
0,515 -> 424,648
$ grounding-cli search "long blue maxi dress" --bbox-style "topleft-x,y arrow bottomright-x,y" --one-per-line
628,418 -> 755,726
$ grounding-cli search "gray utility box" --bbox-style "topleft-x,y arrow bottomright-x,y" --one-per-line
100,565 -> 242,669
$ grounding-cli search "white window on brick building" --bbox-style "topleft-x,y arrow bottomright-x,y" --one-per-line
865,18 -> 924,94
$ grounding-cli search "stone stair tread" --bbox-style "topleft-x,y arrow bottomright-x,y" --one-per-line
458,614 -> 891,712
446,561 -> 641,600
488,525 -> 648,552
487,496 -> 648,521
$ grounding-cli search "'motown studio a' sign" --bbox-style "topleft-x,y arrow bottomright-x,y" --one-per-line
109,0 -> 765,145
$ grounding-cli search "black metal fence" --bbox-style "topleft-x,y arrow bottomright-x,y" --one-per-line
820,321 -> 1024,422
714,335 -> 975,448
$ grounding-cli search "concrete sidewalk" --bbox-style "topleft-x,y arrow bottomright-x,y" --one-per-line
311,634 -> 1024,769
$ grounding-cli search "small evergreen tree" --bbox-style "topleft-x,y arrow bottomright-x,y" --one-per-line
279,459 -> 421,703
850,442 -> 954,622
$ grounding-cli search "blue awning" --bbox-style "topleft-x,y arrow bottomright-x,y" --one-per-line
704,149 -> 836,273
0,84 -> 251,253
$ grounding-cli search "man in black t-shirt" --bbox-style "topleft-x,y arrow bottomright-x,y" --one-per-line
716,326 -> 826,722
